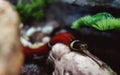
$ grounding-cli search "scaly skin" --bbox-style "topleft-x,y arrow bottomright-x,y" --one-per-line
22,32 -> 75,56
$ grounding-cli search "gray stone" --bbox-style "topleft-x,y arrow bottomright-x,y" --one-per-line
58,0 -> 120,8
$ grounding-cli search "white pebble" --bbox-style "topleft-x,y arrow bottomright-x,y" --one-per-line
22,35 -> 29,41
42,36 -> 50,43
42,26 -> 53,34
19,23 -> 24,29
26,27 -> 37,36
21,37 -> 32,47
36,27 -> 42,31
31,42 -> 44,49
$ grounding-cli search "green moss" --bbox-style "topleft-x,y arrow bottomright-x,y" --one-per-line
15,0 -> 54,22
71,12 -> 120,31
92,18 -> 120,30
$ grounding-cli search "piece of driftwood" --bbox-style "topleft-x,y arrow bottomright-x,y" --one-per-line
49,43 -> 116,75
0,1 -> 24,75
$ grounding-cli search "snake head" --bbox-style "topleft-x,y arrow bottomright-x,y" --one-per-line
70,40 -> 88,51
22,32 -> 75,56
49,32 -> 75,48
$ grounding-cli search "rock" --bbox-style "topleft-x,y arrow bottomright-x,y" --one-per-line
0,1 -> 24,75
46,2 -> 92,26
58,0 -> 120,9
42,25 -> 54,34
21,64 -> 40,75
29,31 -> 44,43
42,36 -> 51,44
31,43 -> 45,49
26,27 -> 38,36
22,54 -> 53,75
49,43 -> 116,75
21,37 -> 32,47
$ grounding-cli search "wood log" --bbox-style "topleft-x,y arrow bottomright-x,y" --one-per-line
0,1 -> 24,75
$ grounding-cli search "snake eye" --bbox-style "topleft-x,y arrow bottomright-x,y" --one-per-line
70,40 -> 81,51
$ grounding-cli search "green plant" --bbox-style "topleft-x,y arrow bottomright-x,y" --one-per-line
15,0 -> 54,22
71,12 -> 120,31
92,18 -> 120,30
